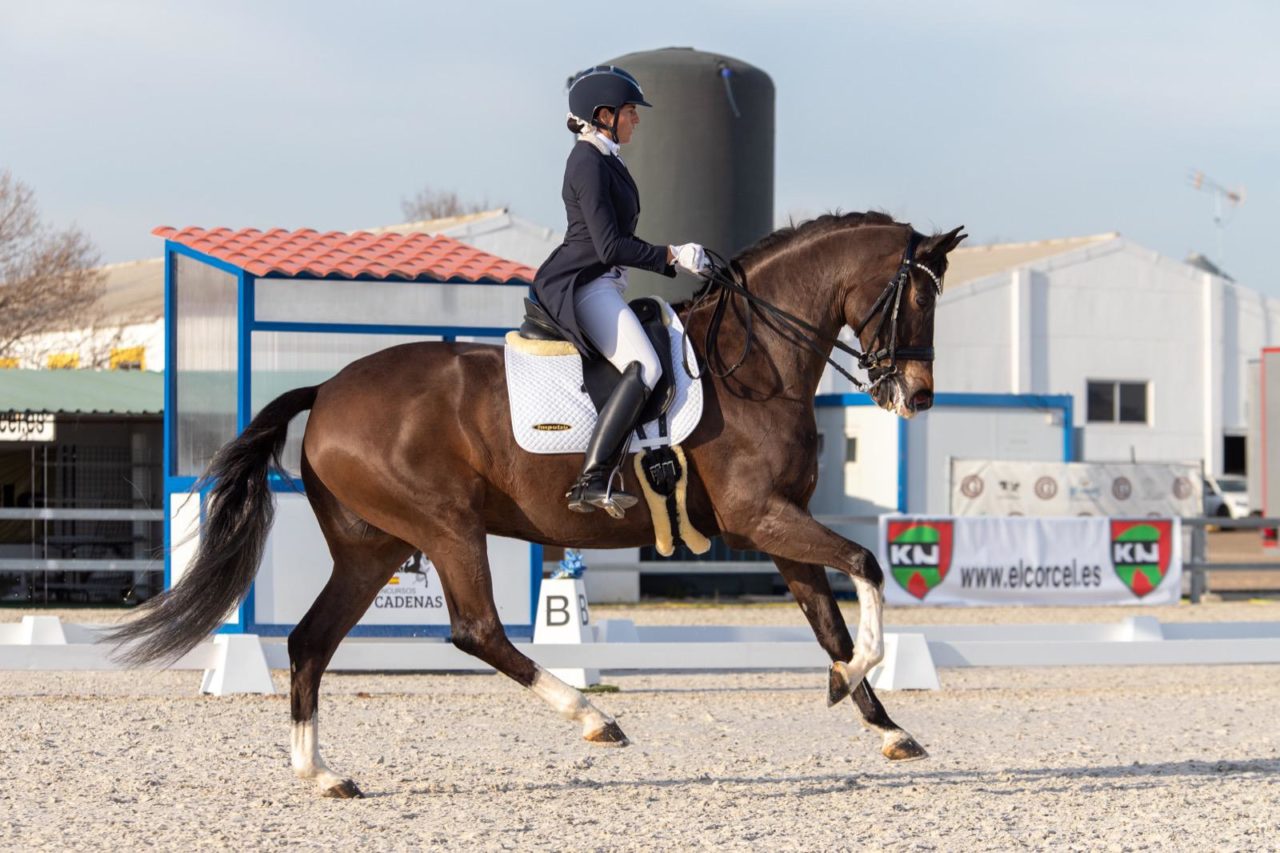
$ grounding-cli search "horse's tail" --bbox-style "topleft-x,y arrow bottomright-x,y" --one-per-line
105,386 -> 318,665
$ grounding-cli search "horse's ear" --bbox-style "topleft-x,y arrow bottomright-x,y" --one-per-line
923,226 -> 967,258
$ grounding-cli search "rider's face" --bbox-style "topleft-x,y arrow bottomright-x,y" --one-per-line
602,104 -> 640,145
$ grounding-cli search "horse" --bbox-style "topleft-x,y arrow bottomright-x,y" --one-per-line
108,211 -> 966,798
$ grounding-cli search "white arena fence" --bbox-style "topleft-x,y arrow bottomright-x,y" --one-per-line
5,614 -> 1280,697
2,510 -> 1275,605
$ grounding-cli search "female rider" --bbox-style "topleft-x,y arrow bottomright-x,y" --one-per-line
533,65 -> 708,517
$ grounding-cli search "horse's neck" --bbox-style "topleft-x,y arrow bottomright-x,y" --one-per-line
686,255 -> 844,401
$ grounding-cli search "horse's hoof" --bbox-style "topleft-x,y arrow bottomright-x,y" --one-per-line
322,779 -> 365,799
584,721 -> 630,747
882,732 -> 928,762
827,663 -> 853,707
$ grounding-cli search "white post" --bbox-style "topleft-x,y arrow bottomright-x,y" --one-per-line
200,634 -> 275,696
20,615 -> 67,645
533,577 -> 598,688
1201,273 -> 1224,476
867,633 -> 940,691
1010,268 -> 1032,394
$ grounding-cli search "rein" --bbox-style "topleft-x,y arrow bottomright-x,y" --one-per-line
688,232 -> 942,393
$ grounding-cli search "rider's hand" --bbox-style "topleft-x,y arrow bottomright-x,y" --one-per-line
669,243 -> 709,277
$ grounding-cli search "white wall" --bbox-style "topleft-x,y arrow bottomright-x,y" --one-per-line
1223,283 -> 1280,431
813,405 -> 899,517
811,404 -> 898,548
905,405 -> 1066,514
5,319 -> 164,371
931,277 -> 1014,394
1040,246 -> 1206,463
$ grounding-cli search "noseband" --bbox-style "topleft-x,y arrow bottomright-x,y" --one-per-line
695,231 -> 943,393
850,232 -> 940,387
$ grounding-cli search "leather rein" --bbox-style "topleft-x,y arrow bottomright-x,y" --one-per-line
688,231 -> 942,393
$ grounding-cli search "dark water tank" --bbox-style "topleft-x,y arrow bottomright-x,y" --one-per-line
604,47 -> 775,303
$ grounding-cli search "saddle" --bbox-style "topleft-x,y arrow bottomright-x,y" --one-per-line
504,301 -> 710,556
519,297 -> 676,424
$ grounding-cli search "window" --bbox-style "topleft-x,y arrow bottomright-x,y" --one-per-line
173,254 -> 237,477
1087,380 -> 1148,424
846,436 -> 858,463
1224,435 -> 1245,476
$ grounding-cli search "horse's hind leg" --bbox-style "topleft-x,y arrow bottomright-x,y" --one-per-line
422,517 -> 628,746
773,557 -> 927,762
289,466 -> 414,797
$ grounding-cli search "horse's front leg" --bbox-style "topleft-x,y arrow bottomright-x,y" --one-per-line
748,501 -> 887,690
772,557 -> 927,761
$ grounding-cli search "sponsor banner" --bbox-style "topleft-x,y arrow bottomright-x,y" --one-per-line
364,551 -> 448,623
0,412 -> 54,443
951,460 -> 1201,518
879,515 -> 1181,606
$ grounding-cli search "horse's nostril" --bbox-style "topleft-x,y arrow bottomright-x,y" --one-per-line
912,390 -> 934,411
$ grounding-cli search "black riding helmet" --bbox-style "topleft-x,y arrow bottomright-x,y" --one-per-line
567,65 -> 652,141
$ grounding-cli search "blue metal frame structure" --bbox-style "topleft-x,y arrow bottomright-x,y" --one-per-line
162,240 -> 542,639
814,391 -> 1075,513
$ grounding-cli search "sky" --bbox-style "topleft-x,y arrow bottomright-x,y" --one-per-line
2,1 -> 1276,291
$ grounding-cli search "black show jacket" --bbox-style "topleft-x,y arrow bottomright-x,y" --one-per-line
532,140 -> 675,355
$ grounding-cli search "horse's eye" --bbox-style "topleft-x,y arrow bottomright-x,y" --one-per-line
914,293 -> 932,309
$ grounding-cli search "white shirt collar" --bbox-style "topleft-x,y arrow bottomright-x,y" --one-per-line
595,130 -> 621,158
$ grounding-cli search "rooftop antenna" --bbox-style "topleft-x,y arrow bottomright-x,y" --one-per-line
1187,168 -> 1245,264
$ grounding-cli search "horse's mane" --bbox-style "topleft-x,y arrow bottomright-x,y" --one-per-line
734,210 -> 899,267
672,211 -> 903,314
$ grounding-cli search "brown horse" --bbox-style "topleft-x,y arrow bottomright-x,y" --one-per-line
109,212 -> 965,798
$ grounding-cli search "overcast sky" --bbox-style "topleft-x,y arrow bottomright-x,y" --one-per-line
2,1 -> 1276,291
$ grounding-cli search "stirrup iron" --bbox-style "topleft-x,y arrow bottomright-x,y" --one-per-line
566,466 -> 638,518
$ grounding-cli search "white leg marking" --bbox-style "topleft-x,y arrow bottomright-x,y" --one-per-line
845,577 -> 885,686
291,714 -> 347,791
529,666 -> 614,738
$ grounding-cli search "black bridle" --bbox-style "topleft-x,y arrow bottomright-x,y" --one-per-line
689,232 -> 942,393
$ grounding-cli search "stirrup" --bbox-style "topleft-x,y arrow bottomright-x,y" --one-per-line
566,470 -> 637,519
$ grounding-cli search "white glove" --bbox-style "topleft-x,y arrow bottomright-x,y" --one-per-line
670,242 -> 709,276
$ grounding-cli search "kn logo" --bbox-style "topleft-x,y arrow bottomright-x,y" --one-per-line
1110,519 -> 1173,598
886,520 -> 953,600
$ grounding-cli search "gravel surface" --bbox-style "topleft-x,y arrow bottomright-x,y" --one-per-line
3,604 -> 1279,850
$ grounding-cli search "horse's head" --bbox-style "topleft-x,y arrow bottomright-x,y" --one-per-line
844,225 -> 966,418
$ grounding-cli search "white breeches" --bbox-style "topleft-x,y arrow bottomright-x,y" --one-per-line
573,270 -> 663,390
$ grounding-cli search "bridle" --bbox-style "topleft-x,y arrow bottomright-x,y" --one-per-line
690,231 -> 943,393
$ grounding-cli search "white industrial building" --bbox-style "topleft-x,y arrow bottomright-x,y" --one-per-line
814,232 -> 1274,483
929,232 -> 1270,477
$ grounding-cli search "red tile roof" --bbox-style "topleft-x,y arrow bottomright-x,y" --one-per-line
152,226 -> 535,283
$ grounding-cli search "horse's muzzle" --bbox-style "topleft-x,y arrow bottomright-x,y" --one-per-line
909,389 -> 934,413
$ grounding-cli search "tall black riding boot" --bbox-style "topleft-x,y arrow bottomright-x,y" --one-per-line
566,362 -> 651,518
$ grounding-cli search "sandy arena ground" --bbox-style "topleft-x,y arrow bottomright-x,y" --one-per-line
2,601 -> 1279,850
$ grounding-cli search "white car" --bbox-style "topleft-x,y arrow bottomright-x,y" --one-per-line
1204,475 -> 1250,519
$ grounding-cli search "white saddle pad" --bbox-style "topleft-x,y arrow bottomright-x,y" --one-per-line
504,302 -> 704,455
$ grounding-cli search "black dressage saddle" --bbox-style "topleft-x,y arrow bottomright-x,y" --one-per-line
519,297 -> 677,425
